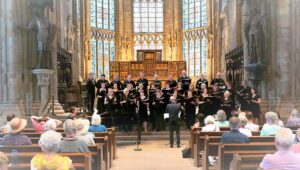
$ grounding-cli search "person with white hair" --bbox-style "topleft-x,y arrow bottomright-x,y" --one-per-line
89,114 -> 107,132
260,112 -> 281,136
287,109 -> 300,127
43,118 -> 62,132
215,110 -> 229,127
75,119 -> 95,145
31,130 -> 72,170
221,91 -> 234,119
201,115 -> 220,132
260,128 -> 300,169
58,119 -> 90,153
238,116 -> 252,137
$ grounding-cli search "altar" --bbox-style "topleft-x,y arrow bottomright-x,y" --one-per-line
110,50 -> 186,81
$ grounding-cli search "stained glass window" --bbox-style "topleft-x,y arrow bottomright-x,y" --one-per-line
183,0 -> 207,77
133,0 -> 164,60
90,0 -> 115,77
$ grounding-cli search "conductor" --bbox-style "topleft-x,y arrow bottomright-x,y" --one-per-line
166,96 -> 184,148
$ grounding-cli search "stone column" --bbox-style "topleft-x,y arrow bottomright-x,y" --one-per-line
241,0 -> 250,81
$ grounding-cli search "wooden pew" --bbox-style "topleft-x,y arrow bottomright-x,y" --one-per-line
0,144 -> 106,170
216,143 -> 276,170
201,136 -> 274,170
230,154 -> 265,170
6,152 -> 92,170
192,131 -> 261,167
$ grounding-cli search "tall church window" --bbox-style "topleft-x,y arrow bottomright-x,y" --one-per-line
133,0 -> 164,60
183,0 -> 207,77
90,0 -> 115,77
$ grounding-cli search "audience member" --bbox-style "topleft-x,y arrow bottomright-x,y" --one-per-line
0,152 -> 8,170
275,112 -> 284,127
287,109 -> 300,127
31,130 -> 72,170
215,110 -> 229,128
89,114 -> 107,132
31,116 -> 49,133
221,117 -> 249,144
260,112 -> 281,136
58,119 -> 90,153
43,119 -> 62,132
260,128 -> 300,169
291,128 -> 300,153
75,119 -> 95,145
201,115 -> 220,132
0,113 -> 15,134
238,116 -> 252,137
0,118 -> 32,145
245,112 -> 259,131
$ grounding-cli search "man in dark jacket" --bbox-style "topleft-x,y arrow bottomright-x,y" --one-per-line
86,73 -> 96,112
166,96 -> 185,148
221,117 -> 249,144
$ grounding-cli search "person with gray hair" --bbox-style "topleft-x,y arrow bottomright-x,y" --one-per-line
58,119 -> 90,153
260,128 -> 300,169
221,117 -> 249,144
238,116 -> 252,137
215,110 -> 229,127
31,130 -> 72,170
260,111 -> 281,136
287,109 -> 300,127
166,96 -> 184,148
201,115 -> 220,132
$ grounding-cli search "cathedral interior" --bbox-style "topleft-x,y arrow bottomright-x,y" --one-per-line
0,0 -> 299,125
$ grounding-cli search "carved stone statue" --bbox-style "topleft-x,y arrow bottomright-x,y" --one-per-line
25,0 -> 56,69
244,1 -> 266,63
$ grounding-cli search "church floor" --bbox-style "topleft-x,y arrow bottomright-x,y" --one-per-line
112,140 -> 200,170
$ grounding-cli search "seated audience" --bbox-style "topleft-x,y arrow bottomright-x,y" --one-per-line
31,130 -> 72,170
0,118 -> 32,145
245,112 -> 259,131
201,115 -> 220,132
43,119 -> 62,132
58,119 -> 90,153
260,128 -> 300,169
0,113 -> 15,134
31,116 -> 49,133
221,117 -> 249,144
75,119 -> 95,145
0,152 -> 8,170
238,116 -> 252,137
275,112 -> 284,127
89,114 -> 107,132
215,110 -> 229,128
260,112 -> 281,136
291,128 -> 300,153
287,109 -> 300,127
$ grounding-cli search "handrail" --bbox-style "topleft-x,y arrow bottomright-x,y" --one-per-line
41,97 -> 51,114
45,96 -> 55,116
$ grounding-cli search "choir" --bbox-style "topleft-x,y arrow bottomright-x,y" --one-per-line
87,71 -> 262,131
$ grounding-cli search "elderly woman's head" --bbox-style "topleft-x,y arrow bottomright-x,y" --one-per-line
238,115 -> 248,128
275,128 -> 294,151
43,119 -> 57,131
63,119 -> 77,137
265,112 -> 279,124
216,110 -> 227,122
39,130 -> 62,153
204,115 -> 215,125
92,114 -> 102,126
290,109 -> 299,119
